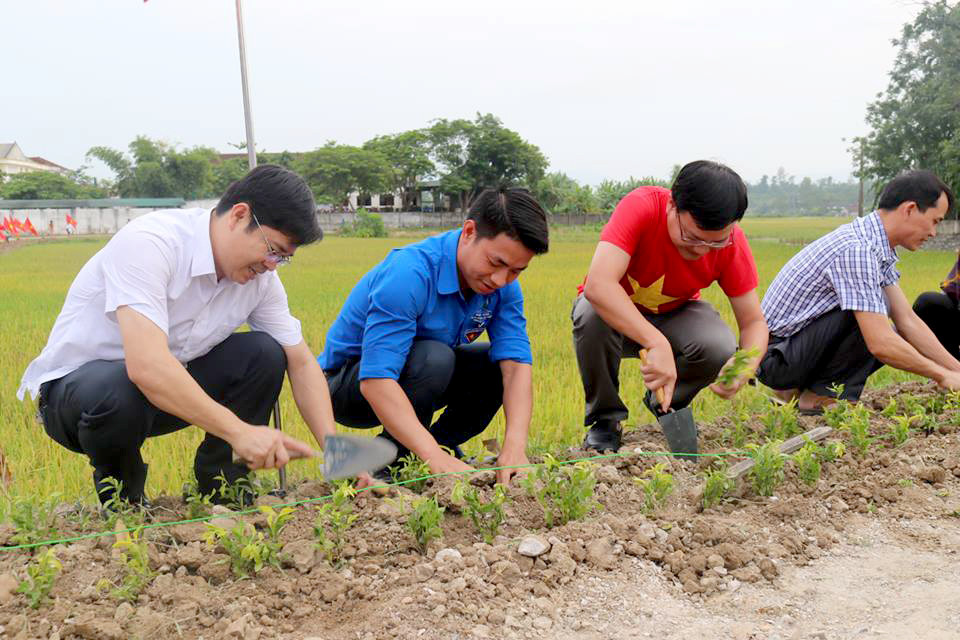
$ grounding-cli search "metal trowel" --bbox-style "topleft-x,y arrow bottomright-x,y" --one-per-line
322,435 -> 397,480
639,349 -> 699,461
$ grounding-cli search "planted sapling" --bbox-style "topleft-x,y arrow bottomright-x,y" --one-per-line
103,528 -> 155,603
880,398 -> 898,418
792,442 -> 822,487
313,482 -> 358,567
204,519 -> 280,578
450,479 -> 508,544
16,549 -> 62,609
392,454 -> 432,493
721,403 -> 753,449
522,454 -> 599,528
888,415 -> 917,447
844,405 -> 874,456
816,440 -> 846,463
406,496 -> 445,553
747,440 -> 786,497
701,467 -> 735,510
760,400 -> 801,441
634,463 -> 675,513
7,494 -> 60,546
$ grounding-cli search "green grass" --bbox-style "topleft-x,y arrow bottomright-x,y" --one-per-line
0,222 -> 953,503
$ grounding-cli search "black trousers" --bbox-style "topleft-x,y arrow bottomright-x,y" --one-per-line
39,332 -> 286,504
913,292 -> 960,360
756,309 -> 883,401
324,340 -> 504,462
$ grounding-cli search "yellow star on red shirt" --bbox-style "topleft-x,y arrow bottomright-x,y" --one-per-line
628,274 -> 681,313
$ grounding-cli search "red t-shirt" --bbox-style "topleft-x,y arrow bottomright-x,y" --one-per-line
579,186 -> 758,314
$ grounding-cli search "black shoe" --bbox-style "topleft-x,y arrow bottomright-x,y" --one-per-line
583,419 -> 622,453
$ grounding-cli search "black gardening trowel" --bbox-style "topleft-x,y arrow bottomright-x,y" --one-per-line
639,349 -> 698,461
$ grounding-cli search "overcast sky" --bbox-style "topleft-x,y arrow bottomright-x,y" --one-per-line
4,0 -> 923,185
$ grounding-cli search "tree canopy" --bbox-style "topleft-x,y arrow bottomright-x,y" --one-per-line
0,171 -> 106,200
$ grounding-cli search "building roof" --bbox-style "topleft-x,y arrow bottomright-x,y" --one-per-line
0,143 -> 20,159
28,156 -> 71,172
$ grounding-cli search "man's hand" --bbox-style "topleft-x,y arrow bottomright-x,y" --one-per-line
641,341 -> 676,411
232,425 -> 317,470
354,472 -> 377,489
424,450 -> 474,476
495,445 -> 530,485
709,355 -> 752,399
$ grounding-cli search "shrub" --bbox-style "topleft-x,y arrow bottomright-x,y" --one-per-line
341,208 -> 387,238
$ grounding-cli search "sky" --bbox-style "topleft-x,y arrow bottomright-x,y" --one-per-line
3,0 -> 924,185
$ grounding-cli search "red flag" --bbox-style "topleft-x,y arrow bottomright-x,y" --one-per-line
3,218 -> 18,237
66,213 -> 78,228
10,217 -> 23,232
24,217 -> 38,236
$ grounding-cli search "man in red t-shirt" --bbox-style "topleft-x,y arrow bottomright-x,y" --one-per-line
573,160 -> 768,452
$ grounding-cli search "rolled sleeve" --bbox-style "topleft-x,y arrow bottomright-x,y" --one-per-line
358,259 -> 428,380
101,229 -> 173,333
487,281 -> 533,364
825,248 -> 888,314
247,273 -> 303,346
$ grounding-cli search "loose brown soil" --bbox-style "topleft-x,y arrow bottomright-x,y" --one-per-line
2,381 -> 959,640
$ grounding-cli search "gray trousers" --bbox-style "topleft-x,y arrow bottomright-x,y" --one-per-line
571,294 -> 736,425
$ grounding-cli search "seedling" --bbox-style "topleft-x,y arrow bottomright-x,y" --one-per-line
16,549 -> 62,609
522,454 -> 599,528
450,479 -> 508,544
6,494 -> 60,546
214,472 -> 259,509
105,528 -> 155,603
888,415 -> 918,447
898,478 -> 914,487
715,347 -> 761,388
634,463 -> 674,513
701,467 -> 734,509
822,384 -> 851,429
406,496 -> 445,553
792,442 -> 821,487
880,398 -> 898,418
760,399 -> 801,441
843,405 -> 874,457
391,454 -> 432,493
204,520 -> 281,578
816,440 -> 846,463
899,393 -> 924,417
182,481 -> 215,519
747,440 -> 786,497
721,403 -> 753,449
926,392 -> 947,415
313,481 -> 358,567
98,477 -> 146,529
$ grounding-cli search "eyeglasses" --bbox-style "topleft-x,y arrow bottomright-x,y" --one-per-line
251,211 -> 292,266
675,210 -> 734,249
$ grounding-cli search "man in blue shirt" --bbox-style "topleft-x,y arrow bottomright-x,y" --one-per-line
320,188 -> 549,484
758,170 -> 960,411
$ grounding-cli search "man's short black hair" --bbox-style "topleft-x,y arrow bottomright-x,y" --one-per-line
216,164 -> 322,246
877,170 -> 955,215
671,160 -> 748,230
467,187 -> 549,254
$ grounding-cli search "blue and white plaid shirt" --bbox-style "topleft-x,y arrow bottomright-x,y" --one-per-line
762,212 -> 900,338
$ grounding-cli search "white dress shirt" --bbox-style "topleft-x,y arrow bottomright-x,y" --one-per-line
18,208 -> 303,400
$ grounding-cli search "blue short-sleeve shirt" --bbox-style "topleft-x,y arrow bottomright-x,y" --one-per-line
319,230 -> 533,379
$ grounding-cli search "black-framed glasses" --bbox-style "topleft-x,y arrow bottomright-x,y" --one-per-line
251,211 -> 292,266
675,210 -> 733,249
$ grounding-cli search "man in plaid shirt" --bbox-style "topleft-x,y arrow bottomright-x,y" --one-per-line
757,170 -> 960,412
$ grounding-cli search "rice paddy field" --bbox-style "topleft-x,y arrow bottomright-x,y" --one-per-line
1,216 -> 955,504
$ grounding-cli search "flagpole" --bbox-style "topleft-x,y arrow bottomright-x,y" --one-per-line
234,0 -> 257,170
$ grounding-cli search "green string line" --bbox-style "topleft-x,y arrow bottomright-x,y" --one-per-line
0,448 -> 748,553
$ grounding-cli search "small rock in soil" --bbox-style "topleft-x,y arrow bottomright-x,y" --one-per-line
585,538 -> 617,570
0,573 -> 18,604
517,535 -> 550,558
435,548 -> 464,565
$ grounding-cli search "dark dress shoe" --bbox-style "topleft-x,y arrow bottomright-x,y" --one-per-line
583,420 -> 622,452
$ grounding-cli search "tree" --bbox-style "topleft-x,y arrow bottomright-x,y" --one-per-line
86,136 -> 217,198
427,114 -> 548,211
294,143 -> 393,207
595,176 -> 669,212
363,131 -> 434,210
857,1 -> 960,206
0,171 -> 106,200
533,172 -> 599,214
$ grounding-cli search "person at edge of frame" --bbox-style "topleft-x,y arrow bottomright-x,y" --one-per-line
319,187 -> 549,485
913,246 -> 960,362
573,160 -> 769,452
17,164 -> 342,507
757,169 -> 960,411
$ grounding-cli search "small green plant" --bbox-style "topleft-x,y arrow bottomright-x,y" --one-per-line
760,399 -> 802,440
715,347 -> 761,387
6,494 -> 60,546
182,481 -> 215,519
822,384 -> 851,429
98,478 -> 147,529
747,440 -> 786,497
721,403 -> 753,449
105,528 -> 155,603
843,405 -> 875,456
450,479 -> 508,544
522,454 -> 599,528
792,442 -> 822,487
313,482 -> 358,567
816,440 -> 846,463
634,463 -> 675,513
406,497 -> 445,553
214,472 -> 259,509
898,478 -> 914,487
888,415 -> 917,447
880,398 -> 898,418
391,453 -> 432,493
899,393 -> 924,417
341,208 -> 387,238
16,549 -> 62,609
204,520 -> 279,578
926,392 -> 947,415
701,468 -> 734,509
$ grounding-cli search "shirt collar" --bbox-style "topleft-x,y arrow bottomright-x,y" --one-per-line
190,209 -> 218,278
438,229 -> 463,296
863,211 -> 898,265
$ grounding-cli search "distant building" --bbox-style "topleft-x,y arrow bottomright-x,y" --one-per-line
0,142 -> 72,177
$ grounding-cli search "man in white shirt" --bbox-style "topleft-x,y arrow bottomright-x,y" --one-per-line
18,164 -> 337,506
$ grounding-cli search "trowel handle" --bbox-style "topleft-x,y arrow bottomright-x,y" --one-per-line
638,348 -> 667,408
